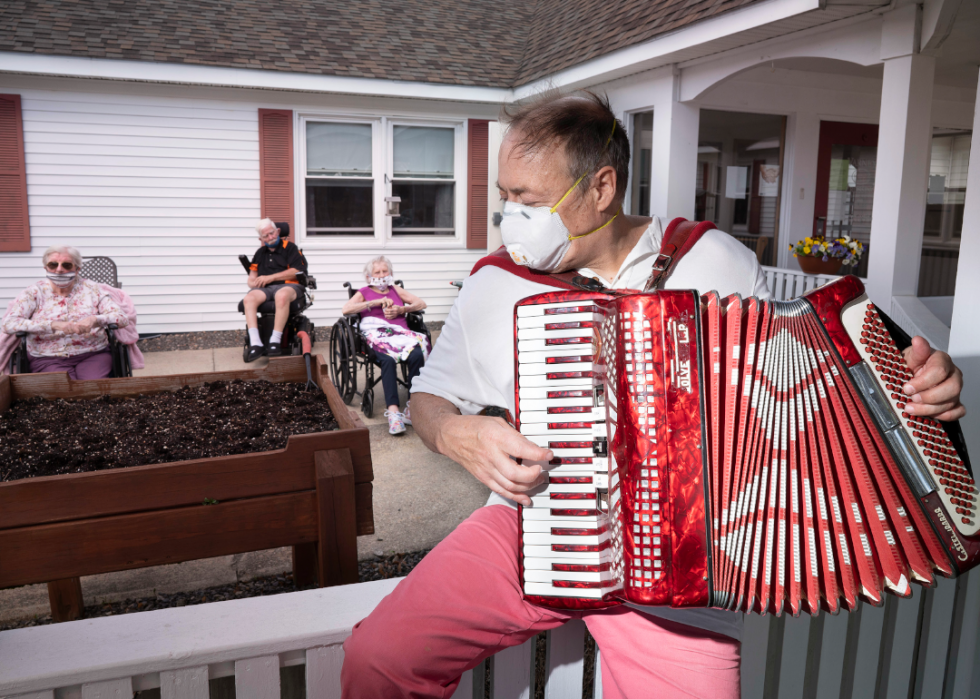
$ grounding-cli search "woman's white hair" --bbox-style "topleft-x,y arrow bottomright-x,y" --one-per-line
364,255 -> 394,281
42,246 -> 83,270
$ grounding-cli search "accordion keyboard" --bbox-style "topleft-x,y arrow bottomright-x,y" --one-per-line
516,299 -> 616,600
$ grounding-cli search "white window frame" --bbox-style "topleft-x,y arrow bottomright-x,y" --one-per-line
296,112 -> 468,250
298,115 -> 384,244
386,118 -> 466,241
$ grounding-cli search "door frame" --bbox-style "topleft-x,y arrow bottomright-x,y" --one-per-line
813,120 -> 879,237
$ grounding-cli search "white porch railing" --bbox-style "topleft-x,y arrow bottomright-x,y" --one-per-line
3,570 -> 979,699
760,265 -> 857,302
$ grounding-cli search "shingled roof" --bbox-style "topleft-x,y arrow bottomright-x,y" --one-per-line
0,0 -> 764,88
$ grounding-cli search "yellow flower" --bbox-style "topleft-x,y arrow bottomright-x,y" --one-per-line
805,237 -> 812,245
804,246 -> 811,254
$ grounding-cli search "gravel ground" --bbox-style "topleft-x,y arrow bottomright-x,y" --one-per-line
138,323 -> 443,353
0,550 -> 430,631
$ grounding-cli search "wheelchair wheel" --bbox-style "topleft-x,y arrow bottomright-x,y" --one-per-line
329,319 -> 358,404
362,387 -> 375,419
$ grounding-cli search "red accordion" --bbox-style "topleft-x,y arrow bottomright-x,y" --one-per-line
515,275 -> 976,615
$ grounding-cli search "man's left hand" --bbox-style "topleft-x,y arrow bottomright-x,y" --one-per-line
254,276 -> 271,288
902,336 -> 965,421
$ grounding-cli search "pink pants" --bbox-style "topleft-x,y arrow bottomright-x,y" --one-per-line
29,348 -> 112,380
342,505 -> 740,698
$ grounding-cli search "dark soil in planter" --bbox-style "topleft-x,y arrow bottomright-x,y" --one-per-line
0,380 -> 338,482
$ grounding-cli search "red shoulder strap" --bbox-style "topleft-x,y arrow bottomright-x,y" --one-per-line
470,247 -> 583,290
644,217 -> 716,291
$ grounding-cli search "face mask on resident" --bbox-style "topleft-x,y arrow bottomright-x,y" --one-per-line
264,236 -> 280,249
46,271 -> 76,288
500,122 -> 620,272
370,275 -> 394,291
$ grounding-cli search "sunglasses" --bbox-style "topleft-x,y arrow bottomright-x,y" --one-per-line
45,261 -> 75,271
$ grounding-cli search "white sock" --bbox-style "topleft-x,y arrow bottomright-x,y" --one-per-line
270,330 -> 283,343
248,327 -> 262,346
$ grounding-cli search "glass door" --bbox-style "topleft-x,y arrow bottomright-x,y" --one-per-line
814,121 -> 879,277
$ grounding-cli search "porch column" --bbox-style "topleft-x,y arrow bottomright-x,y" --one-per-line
865,5 -> 935,305
650,68 -> 699,220
947,73 -> 980,457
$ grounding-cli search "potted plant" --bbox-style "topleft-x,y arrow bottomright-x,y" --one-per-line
789,235 -> 864,275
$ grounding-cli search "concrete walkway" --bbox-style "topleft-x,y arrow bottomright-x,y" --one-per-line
0,333 -> 490,623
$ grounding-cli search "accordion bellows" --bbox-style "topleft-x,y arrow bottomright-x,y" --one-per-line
514,275 -> 976,616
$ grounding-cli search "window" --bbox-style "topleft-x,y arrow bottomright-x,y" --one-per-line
919,128 -> 970,297
391,125 -> 456,235
696,110 -> 785,267
630,111 -> 653,217
305,121 -> 375,235
924,129 -> 971,244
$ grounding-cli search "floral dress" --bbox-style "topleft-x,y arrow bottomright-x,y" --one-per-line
2,279 -> 129,357
358,285 -> 431,361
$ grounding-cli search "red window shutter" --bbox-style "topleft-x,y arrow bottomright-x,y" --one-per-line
258,109 -> 294,240
467,119 -> 490,250
0,94 -> 30,253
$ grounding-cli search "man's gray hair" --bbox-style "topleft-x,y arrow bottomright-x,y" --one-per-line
42,246 -> 83,270
363,255 -> 394,281
255,218 -> 277,235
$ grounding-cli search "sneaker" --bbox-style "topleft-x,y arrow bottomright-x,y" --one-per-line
245,344 -> 265,363
385,410 -> 406,435
266,342 -> 282,357
403,401 -> 412,426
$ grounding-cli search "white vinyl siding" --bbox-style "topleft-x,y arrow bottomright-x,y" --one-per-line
0,86 -> 486,334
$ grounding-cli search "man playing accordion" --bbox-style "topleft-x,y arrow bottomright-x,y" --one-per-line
341,91 -> 966,698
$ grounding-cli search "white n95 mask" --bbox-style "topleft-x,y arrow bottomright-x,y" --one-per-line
500,200 -> 574,271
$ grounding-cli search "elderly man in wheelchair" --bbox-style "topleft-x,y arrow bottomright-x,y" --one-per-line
240,218 -> 311,362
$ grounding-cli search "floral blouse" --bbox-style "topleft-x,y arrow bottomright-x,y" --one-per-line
2,279 -> 129,358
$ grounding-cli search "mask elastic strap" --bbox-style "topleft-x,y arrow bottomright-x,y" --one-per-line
568,207 -> 621,241
549,120 -> 618,215
549,172 -> 589,214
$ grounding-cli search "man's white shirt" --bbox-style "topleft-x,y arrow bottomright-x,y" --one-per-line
412,217 -> 772,640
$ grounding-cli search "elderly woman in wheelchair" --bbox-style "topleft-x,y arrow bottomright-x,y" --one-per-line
340,256 -> 429,435
2,246 -> 129,380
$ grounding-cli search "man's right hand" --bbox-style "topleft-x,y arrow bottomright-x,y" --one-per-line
412,393 -> 552,506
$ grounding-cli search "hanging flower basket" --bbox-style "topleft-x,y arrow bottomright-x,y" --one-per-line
789,235 -> 863,276
797,256 -> 843,275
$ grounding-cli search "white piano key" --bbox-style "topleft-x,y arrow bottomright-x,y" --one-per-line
519,375 -> 593,388
520,397 -> 593,411
545,447 -> 596,457
517,312 -> 596,328
523,582 -> 605,599
522,556 -> 604,570
518,385 -> 595,400
523,434 -> 594,448
524,569 -> 610,583
530,495 -> 596,508
523,545 -> 602,559
517,326 -> 593,340
524,533 -> 607,547
520,507 -> 600,520
518,340 -> 592,354
520,424 -> 593,437
517,300 -> 596,316
519,410 -> 595,424
537,482 -> 597,493
518,348 -> 592,364
518,362 -> 593,376
521,518 -> 601,532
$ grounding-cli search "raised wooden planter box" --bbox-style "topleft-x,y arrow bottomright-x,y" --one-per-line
0,355 -> 373,622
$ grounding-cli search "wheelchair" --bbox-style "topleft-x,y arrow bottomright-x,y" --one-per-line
8,256 -> 132,378
329,280 -> 431,418
236,222 -> 318,361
